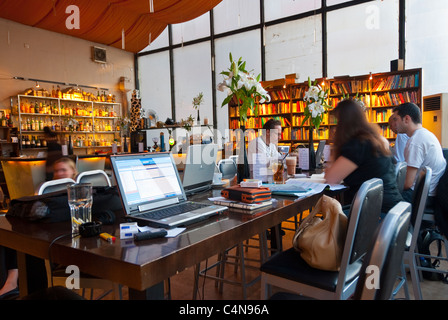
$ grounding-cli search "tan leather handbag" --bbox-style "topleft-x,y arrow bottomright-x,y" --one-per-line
293,195 -> 348,271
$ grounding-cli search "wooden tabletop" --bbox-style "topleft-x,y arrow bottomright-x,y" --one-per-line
0,188 -> 321,292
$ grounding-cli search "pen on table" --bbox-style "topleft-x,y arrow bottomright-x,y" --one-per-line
100,233 -> 116,243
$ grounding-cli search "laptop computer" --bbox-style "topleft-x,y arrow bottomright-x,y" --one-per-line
110,152 -> 227,228
315,140 -> 326,167
182,144 -> 217,195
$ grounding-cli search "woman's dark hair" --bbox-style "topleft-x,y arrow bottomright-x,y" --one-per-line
392,102 -> 422,124
332,99 -> 390,159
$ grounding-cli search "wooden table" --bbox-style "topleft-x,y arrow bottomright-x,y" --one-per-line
0,188 -> 322,299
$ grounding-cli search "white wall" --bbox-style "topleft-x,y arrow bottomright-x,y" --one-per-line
0,18 -> 136,112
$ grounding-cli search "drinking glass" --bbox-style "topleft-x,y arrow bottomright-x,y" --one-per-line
67,183 -> 93,234
272,159 -> 286,184
286,156 -> 297,176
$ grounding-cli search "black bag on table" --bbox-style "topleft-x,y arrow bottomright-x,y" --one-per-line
6,186 -> 123,223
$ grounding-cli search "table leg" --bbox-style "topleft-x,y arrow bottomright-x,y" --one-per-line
128,281 -> 164,300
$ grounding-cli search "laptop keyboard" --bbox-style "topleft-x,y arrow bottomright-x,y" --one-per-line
139,202 -> 207,220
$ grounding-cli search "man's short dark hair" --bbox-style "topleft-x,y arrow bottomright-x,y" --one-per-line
263,119 -> 282,130
393,102 -> 422,124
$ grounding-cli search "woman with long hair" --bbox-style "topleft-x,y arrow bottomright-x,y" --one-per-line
324,99 -> 403,213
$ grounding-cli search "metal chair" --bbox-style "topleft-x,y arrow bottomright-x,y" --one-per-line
260,178 -> 384,300
218,159 -> 237,180
395,161 -> 407,193
354,201 -> 411,300
271,201 -> 412,300
394,166 -> 432,300
42,172 -> 120,299
37,178 -> 76,195
76,170 -> 111,187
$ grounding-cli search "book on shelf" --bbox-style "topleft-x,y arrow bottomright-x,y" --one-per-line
373,73 -> 419,91
212,198 -> 273,211
269,89 -> 290,100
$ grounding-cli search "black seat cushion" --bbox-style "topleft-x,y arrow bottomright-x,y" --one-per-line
260,248 -> 361,292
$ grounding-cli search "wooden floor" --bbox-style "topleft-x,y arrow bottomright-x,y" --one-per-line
80,218 -> 448,301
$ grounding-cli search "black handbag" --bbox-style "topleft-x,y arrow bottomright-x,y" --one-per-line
6,186 -> 123,223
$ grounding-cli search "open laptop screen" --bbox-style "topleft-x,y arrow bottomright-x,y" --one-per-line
112,153 -> 184,210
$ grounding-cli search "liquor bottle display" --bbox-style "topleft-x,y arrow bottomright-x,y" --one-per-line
11,93 -> 122,154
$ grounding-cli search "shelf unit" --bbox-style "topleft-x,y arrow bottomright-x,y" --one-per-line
11,95 -> 122,154
228,68 -> 422,147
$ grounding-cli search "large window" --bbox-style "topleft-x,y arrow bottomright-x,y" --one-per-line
265,16 -> 323,81
138,51 -> 172,122
327,0 -> 399,77
173,42 -> 213,123
214,30 -> 262,134
138,0 -> 418,140
406,0 -> 448,97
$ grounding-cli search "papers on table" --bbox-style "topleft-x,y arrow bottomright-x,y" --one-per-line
283,177 -> 345,198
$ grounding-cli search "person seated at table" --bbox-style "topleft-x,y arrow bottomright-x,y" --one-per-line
392,102 -> 446,207
388,114 -> 409,163
52,157 -> 77,180
2,157 -> 78,299
324,99 -> 403,214
44,126 -> 63,181
247,119 -> 282,180
0,248 -> 18,299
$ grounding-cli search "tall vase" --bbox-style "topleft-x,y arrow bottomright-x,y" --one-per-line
308,127 -> 316,172
68,135 -> 73,155
123,134 -> 128,153
237,124 -> 250,183
197,109 -> 200,125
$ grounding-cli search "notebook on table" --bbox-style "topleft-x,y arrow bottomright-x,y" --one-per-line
110,152 -> 227,228
182,144 -> 217,195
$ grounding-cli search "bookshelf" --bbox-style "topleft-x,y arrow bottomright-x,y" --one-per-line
227,68 -> 422,147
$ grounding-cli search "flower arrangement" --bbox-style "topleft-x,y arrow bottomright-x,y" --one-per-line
217,53 -> 270,123
192,92 -> 204,110
302,78 -> 331,129
180,115 -> 195,132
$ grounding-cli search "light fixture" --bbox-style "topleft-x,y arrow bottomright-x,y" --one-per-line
369,72 -> 373,80
35,81 -> 40,88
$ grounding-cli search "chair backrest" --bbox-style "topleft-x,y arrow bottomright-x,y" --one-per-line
395,161 -> 407,193
37,178 -> 76,195
442,148 -> 448,161
408,166 -> 432,253
229,155 -> 238,164
336,178 -> 384,297
76,170 -> 111,187
218,159 -> 237,179
354,201 -> 412,300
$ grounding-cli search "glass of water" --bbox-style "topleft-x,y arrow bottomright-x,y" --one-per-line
67,183 -> 93,234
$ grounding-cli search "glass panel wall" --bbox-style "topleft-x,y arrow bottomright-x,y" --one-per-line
214,0 -> 261,34
327,0 -> 399,78
265,15 -> 322,81
138,51 -> 172,122
173,42 -> 213,124
406,0 -> 448,96
214,30 -> 262,136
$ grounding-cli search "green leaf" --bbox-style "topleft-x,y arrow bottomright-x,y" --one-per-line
221,94 -> 233,107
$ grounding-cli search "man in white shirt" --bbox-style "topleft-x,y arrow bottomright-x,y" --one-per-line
388,114 -> 409,163
393,103 -> 446,204
247,119 -> 282,180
